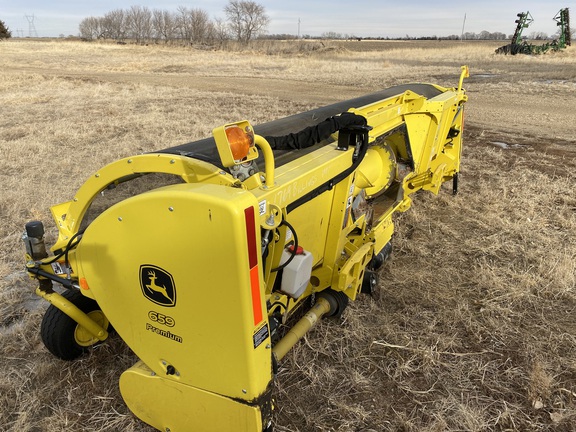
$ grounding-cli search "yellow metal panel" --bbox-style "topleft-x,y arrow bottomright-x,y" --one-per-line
254,144 -> 352,209
285,192 -> 333,267
120,361 -> 266,432
76,183 -> 272,401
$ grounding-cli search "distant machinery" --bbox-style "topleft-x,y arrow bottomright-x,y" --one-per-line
554,8 -> 571,48
511,11 -> 534,45
496,8 -> 571,55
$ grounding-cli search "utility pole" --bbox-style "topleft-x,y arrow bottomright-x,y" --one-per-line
298,18 -> 301,39
461,13 -> 467,41
25,14 -> 38,38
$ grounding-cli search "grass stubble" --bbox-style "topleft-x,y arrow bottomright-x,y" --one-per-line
1,40 -> 575,431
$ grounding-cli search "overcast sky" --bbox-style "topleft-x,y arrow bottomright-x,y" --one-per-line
1,1 -> 572,38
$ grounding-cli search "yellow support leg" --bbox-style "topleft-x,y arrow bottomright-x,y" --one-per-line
35,287 -> 109,341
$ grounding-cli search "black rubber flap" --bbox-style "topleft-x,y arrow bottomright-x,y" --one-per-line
155,83 -> 442,168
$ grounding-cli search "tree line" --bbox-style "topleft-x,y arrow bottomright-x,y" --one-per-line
78,1 -> 269,44
316,31 -> 511,41
312,30 -> 564,41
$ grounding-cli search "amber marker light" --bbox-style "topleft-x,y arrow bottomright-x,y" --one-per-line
226,125 -> 254,161
80,277 -> 90,290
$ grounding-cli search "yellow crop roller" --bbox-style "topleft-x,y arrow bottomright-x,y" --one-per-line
23,67 -> 469,432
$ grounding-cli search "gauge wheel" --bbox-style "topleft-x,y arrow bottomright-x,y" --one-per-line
40,289 -> 110,361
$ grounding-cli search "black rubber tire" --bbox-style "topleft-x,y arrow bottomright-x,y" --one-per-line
317,289 -> 349,318
40,289 -> 108,361
361,270 -> 379,295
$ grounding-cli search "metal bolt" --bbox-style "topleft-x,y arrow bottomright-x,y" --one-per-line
118,217 -> 123,222
168,207 -> 174,212
266,344 -> 271,349
170,159 -> 175,164
242,389 -> 247,394
127,159 -> 133,164
95,173 -> 100,178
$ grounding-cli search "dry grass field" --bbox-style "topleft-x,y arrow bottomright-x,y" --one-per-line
1,39 -> 575,431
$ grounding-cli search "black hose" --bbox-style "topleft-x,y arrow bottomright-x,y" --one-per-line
41,229 -> 85,265
64,230 -> 84,269
270,220 -> 299,273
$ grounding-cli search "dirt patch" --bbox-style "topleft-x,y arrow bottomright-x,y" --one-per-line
4,65 -> 363,105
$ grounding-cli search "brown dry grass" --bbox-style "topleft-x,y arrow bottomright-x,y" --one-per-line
1,39 -> 575,431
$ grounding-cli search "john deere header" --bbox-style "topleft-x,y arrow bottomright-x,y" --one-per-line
23,67 -> 469,432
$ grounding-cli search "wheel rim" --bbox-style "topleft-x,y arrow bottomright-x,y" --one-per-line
74,310 -> 108,347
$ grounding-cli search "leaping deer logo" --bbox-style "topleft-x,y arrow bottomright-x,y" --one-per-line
140,265 -> 176,307
146,271 -> 172,303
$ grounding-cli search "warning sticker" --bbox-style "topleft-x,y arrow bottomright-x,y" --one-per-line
253,324 -> 270,349
51,261 -> 71,275
51,262 -> 64,275
258,200 -> 267,216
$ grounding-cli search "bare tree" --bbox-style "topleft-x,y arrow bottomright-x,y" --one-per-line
224,0 -> 269,43
101,9 -> 126,41
77,6 -> 214,44
176,6 -> 192,43
79,17 -> 101,40
152,9 -> 177,43
126,5 -> 152,43
479,30 -> 491,40
212,17 -> 230,42
176,6 -> 212,44
190,8 -> 211,43
321,31 -> 343,40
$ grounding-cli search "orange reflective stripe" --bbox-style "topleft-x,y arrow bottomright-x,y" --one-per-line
244,206 -> 263,326
249,266 -> 263,326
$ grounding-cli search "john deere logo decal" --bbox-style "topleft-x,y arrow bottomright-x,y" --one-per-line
140,265 -> 176,307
